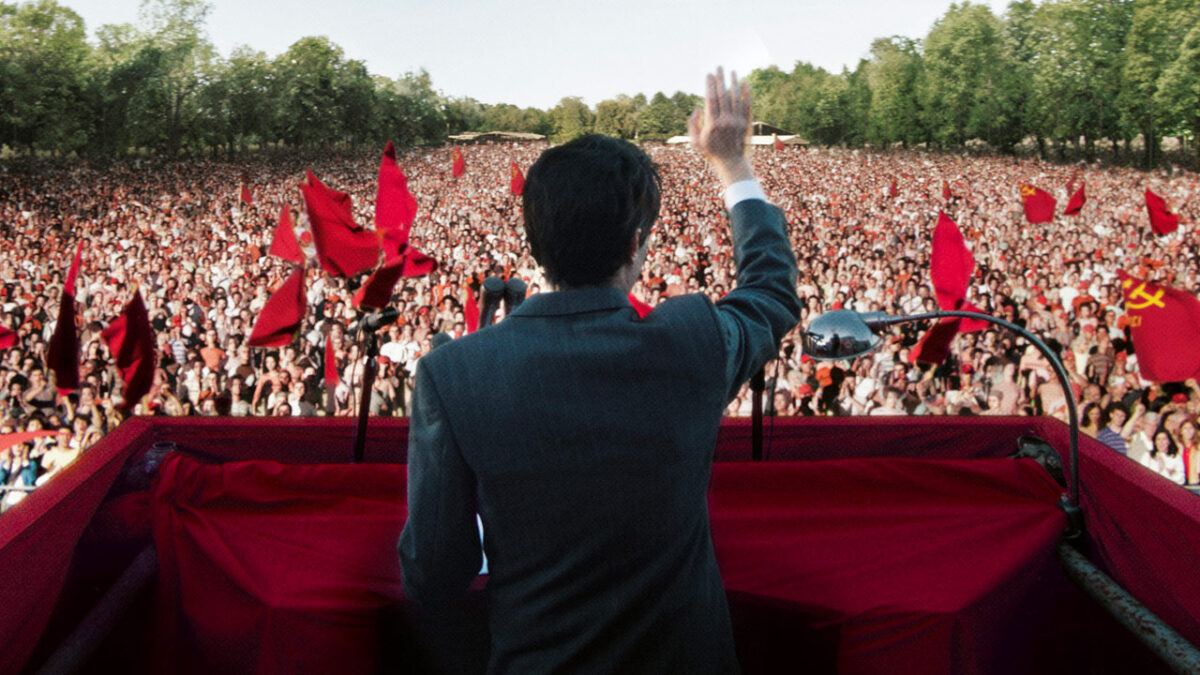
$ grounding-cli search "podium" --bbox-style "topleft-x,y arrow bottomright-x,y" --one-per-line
6,417 -> 1200,674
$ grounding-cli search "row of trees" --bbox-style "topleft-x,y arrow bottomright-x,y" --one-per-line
746,0 -> 1200,167
2,0 -> 1198,166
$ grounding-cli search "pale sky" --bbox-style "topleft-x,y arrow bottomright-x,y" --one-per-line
63,0 -> 1011,110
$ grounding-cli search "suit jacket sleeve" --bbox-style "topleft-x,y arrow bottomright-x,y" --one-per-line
714,198 -> 801,401
398,359 -> 482,606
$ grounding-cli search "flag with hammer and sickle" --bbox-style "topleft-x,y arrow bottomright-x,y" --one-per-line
1117,270 -> 1200,382
1019,183 -> 1056,223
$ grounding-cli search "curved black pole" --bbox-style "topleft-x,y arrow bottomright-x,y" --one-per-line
870,310 -> 1081,535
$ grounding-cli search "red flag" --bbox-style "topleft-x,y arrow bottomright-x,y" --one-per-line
629,293 -> 653,318
510,161 -> 525,196
324,335 -> 340,388
888,178 -> 898,198
1019,184 -> 1056,224
910,213 -> 988,365
248,265 -> 307,347
269,204 -> 304,264
773,134 -> 784,151
301,169 -> 380,277
64,240 -> 83,295
47,242 -> 84,394
451,147 -> 466,178
1118,270 -> 1200,382
1145,189 -> 1180,235
0,327 -> 15,350
1064,184 -> 1086,216
101,290 -> 156,412
942,181 -> 952,200
464,286 -> 479,333
353,260 -> 405,310
240,183 -> 253,205
375,141 -> 435,269
351,142 -> 437,309
376,140 -> 419,255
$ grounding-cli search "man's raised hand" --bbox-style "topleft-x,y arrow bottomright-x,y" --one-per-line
688,67 -> 754,187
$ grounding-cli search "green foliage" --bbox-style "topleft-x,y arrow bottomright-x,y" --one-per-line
549,96 -> 593,143
1,0 -> 1197,162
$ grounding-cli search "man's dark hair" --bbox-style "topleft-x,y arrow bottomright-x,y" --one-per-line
523,135 -> 660,288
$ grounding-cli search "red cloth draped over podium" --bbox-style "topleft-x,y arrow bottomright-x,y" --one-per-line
6,417 -> 1200,674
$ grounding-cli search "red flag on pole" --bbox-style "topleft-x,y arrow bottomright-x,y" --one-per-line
452,147 -> 466,178
352,142 -> 438,309
240,183 -> 253,205
269,205 -> 304,264
510,162 -> 525,196
1145,189 -> 1180,235
1118,270 -> 1200,382
910,212 -> 989,365
353,260 -> 406,310
464,287 -> 479,333
324,335 -> 340,389
376,140 -> 419,253
1019,184 -> 1056,223
942,181 -> 952,201
101,290 -> 156,412
1064,184 -> 1086,216
888,178 -> 898,199
248,265 -> 307,347
47,242 -> 83,394
301,170 -> 380,277
773,134 -> 784,151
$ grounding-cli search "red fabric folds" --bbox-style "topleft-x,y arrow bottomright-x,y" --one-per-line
47,242 -> 84,394
1064,184 -> 1086,216
1019,183 -> 1056,223
1117,270 -> 1200,382
101,291 -> 155,411
375,140 -> 419,259
1145,189 -> 1180,235
301,170 -> 380,278
887,178 -> 898,198
152,453 -> 406,675
353,260 -> 405,310
248,265 -> 307,348
269,205 -> 304,264
942,180 -> 952,200
241,183 -> 254,205
711,457 -> 1066,674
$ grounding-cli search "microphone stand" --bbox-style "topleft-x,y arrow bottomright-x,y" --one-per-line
352,329 -> 379,464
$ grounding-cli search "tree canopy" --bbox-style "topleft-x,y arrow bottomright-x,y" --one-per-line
2,0 -> 1199,167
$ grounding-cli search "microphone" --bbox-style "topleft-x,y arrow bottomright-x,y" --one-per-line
360,308 -> 399,332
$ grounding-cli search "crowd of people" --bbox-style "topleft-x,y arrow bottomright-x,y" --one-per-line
0,140 -> 1198,507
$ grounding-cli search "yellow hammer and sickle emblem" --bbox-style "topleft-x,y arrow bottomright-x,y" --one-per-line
1121,279 -> 1166,310
1020,184 -> 1036,199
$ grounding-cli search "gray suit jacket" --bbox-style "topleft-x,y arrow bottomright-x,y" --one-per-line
399,198 -> 800,673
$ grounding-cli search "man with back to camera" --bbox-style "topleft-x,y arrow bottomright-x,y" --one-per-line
398,68 -> 800,673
